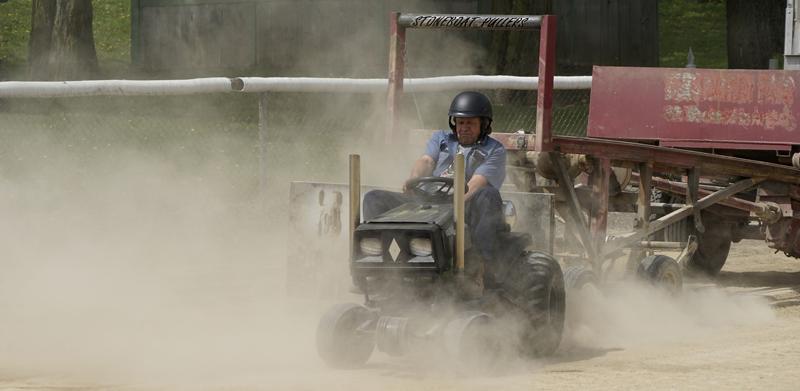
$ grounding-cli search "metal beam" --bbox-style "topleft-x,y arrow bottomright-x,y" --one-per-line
492,133 -> 800,185
398,14 -> 541,30
687,168 -> 704,233
601,177 -> 766,257
534,15 -> 556,152
550,152 -> 597,261
387,12 -> 406,144
590,158 -> 611,250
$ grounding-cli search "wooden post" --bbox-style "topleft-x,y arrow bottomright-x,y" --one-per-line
454,153 -> 466,272
349,154 -> 361,261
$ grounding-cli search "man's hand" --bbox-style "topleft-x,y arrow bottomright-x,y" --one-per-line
404,155 -> 435,192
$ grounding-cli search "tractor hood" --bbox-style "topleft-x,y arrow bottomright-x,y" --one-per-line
367,202 -> 453,226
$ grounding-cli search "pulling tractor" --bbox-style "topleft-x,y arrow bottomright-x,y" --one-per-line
316,155 -> 564,368
307,12 -> 800,367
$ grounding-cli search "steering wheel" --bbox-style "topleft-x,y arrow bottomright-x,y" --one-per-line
405,177 -> 458,202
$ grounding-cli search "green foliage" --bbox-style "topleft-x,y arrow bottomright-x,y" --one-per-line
94,0 -> 131,75
0,0 -> 31,76
0,0 -> 130,78
659,0 -> 728,69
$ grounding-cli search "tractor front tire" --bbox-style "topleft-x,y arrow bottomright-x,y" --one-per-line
316,303 -> 375,368
499,251 -> 566,357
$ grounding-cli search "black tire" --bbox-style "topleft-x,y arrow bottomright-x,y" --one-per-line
686,216 -> 733,276
637,254 -> 683,295
498,251 -> 566,357
652,190 -> 733,276
442,311 -> 497,367
563,265 -> 597,292
316,303 -> 375,368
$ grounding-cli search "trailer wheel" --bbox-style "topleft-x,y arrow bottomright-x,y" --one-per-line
499,251 -> 565,357
686,216 -> 733,276
637,254 -> 683,295
652,193 -> 733,277
316,303 -> 375,368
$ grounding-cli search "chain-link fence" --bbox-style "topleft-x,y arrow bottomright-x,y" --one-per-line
0,85 -> 591,197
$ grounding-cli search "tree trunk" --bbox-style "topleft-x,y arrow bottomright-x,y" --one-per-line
29,0 -> 98,80
726,0 -> 784,69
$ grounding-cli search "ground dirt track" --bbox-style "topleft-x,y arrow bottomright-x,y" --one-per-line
1,239 -> 799,391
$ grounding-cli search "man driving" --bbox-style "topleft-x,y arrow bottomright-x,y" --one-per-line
363,91 -> 507,268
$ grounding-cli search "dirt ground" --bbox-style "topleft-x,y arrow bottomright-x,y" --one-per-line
1,238 -> 798,391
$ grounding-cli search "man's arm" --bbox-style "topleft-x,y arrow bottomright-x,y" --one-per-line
465,174 -> 489,201
404,155 -> 435,192
410,155 -> 435,178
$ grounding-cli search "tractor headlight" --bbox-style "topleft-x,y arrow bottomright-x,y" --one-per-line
359,237 -> 383,256
409,237 -> 433,257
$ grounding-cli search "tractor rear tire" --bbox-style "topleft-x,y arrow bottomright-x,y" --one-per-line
499,251 -> 565,357
316,303 -> 375,368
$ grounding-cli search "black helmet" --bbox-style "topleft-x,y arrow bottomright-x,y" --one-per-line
448,91 -> 493,140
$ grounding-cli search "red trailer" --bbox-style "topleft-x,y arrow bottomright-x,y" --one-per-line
385,12 -> 800,285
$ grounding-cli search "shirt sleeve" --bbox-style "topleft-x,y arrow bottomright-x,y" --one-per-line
423,131 -> 445,162
474,143 -> 506,189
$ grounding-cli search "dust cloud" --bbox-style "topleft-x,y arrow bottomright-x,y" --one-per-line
0,105 -> 781,389
0,137 -> 309,384
0,3 -> 782,391
562,274 -> 775,353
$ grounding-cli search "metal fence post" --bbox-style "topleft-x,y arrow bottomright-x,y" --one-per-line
258,93 -> 269,207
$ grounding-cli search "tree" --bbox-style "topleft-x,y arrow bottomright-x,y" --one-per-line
726,0 -> 785,69
29,0 -> 98,80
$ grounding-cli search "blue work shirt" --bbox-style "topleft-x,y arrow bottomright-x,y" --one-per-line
423,130 -> 506,189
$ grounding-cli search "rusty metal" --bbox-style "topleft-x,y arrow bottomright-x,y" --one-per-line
398,14 -> 541,30
602,177 -> 766,257
639,240 -> 686,249
589,158 -> 611,250
627,161 -> 653,272
637,162 -> 654,230
492,133 -> 800,185
687,168 -> 705,233
550,152 -> 597,262
349,154 -> 361,262
386,12 -> 406,144
675,235 -> 699,266
454,153 -> 466,272
640,174 -> 761,213
765,217 -> 800,257
645,174 -> 788,223
587,66 -> 800,150
535,15 -> 557,152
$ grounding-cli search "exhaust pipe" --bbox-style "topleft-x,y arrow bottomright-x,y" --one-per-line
350,154 -> 361,261
454,153 -> 465,272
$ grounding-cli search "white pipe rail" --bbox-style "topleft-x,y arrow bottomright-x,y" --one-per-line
234,75 -> 592,93
0,78 -> 234,98
0,75 -> 592,98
